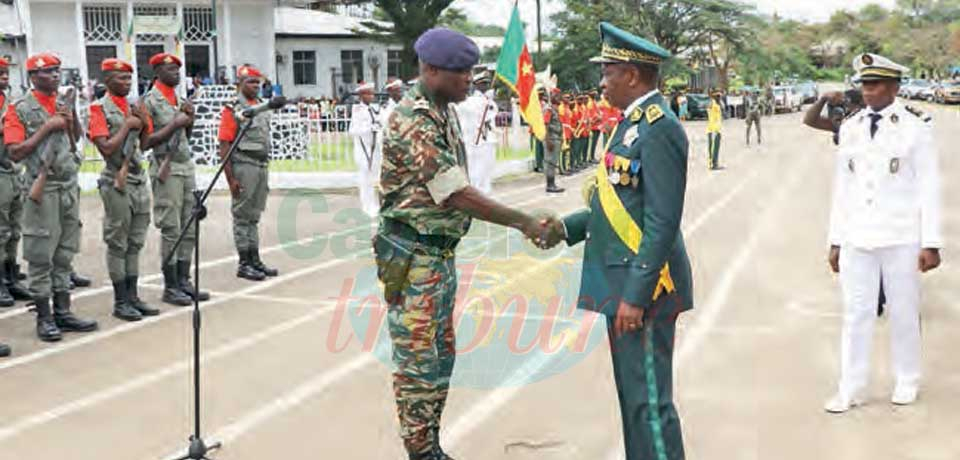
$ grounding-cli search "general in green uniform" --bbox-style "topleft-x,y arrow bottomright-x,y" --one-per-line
141,53 -> 209,305
218,65 -> 278,282
377,28 -> 550,460
0,56 -> 32,309
3,53 -> 98,342
88,58 -> 159,322
545,23 -> 694,460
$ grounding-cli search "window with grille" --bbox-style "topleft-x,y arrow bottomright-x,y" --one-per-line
83,6 -> 123,43
341,50 -> 364,84
387,50 -> 402,79
86,45 -> 118,82
183,7 -> 213,42
293,51 -> 316,86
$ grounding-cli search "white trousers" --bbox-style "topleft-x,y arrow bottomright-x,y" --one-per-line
467,143 -> 496,195
837,244 -> 922,397
353,144 -> 381,218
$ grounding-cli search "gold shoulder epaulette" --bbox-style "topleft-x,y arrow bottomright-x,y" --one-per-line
645,104 -> 664,124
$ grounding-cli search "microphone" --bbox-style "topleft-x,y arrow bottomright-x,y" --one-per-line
240,96 -> 292,119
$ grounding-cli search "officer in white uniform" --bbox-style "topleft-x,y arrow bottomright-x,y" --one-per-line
825,53 -> 943,413
457,71 -> 499,194
349,82 -> 382,217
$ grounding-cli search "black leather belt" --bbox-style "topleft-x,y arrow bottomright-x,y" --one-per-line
381,218 -> 460,251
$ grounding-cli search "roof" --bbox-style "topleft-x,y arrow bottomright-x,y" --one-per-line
274,7 -> 391,38
0,5 -> 24,37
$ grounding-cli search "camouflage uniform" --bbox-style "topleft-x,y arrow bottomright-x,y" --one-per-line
376,81 -> 471,457
0,92 -> 28,306
543,103 -> 563,182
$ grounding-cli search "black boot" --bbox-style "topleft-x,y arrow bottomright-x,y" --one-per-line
545,177 -> 565,194
0,342 -> 10,357
70,272 -> 92,288
34,297 -> 62,342
250,247 -> 278,277
4,260 -> 32,301
0,283 -> 13,307
237,249 -> 266,281
53,291 -> 98,332
162,264 -> 192,307
112,281 -> 142,322
177,260 -> 210,301
127,276 -> 159,316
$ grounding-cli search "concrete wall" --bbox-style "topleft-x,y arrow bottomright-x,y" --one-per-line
275,37 -> 401,99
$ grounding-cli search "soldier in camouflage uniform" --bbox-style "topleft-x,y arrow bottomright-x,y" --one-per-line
377,28 -> 550,460
3,53 -> 98,342
541,86 -> 565,194
87,58 -> 159,322
0,55 -> 32,310
141,53 -> 209,306
218,64 -> 279,282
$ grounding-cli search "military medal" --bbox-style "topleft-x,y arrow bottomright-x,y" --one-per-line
609,171 -> 621,184
623,129 -> 639,147
630,159 -> 641,188
890,114 -> 899,124
890,157 -> 900,174
619,169 -> 631,186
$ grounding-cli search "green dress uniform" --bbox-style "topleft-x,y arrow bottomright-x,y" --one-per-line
92,93 -> 157,320
9,88 -> 98,341
223,95 -> 275,278
142,82 -> 209,303
563,23 -> 693,460
0,91 -> 31,306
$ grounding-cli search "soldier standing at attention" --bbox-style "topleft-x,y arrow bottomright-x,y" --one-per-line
217,65 -> 280,282
542,86 -> 565,194
0,56 -> 32,309
349,81 -> 381,218
824,54 -> 942,413
745,90 -> 762,146
141,53 -> 210,306
88,58 -> 159,321
376,28 -> 554,460
706,91 -> 723,169
541,22 -> 694,459
3,53 -> 98,342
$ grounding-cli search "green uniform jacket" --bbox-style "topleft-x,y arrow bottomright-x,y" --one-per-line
562,93 -> 693,315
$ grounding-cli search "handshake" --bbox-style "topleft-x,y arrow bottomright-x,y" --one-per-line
520,213 -> 566,250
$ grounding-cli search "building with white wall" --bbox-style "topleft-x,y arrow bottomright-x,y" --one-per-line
8,0 -> 274,97
274,6 -> 402,100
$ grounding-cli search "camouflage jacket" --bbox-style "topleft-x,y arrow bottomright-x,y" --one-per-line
379,82 -> 471,238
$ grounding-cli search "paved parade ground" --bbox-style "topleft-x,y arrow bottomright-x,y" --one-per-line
0,103 -> 957,460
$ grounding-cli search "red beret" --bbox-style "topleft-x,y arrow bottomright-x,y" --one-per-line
148,53 -> 182,67
25,53 -> 61,72
0,56 -> 8,68
237,65 -> 263,79
101,58 -> 133,73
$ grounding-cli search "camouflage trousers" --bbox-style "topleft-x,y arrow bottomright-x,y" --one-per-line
387,249 -> 458,456
230,161 -> 269,252
21,183 -> 80,298
0,172 -> 23,261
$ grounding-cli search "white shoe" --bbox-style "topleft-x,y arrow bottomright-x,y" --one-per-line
824,393 -> 863,413
891,386 -> 918,405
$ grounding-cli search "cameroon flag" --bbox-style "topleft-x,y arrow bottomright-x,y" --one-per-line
495,5 -> 546,141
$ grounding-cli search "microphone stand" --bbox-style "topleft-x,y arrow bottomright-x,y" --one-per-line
167,115 -> 256,460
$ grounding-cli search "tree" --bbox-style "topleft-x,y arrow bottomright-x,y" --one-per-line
317,0 -> 456,79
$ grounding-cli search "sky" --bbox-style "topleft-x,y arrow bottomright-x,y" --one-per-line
454,0 -> 900,30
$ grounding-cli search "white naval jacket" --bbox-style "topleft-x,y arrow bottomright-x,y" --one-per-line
457,89 -> 499,147
828,100 -> 943,250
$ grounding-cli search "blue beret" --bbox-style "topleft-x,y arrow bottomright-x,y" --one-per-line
415,28 -> 479,71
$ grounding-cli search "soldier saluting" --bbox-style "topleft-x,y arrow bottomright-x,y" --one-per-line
3,53 -> 98,342
87,58 -> 159,322
376,28 -> 553,460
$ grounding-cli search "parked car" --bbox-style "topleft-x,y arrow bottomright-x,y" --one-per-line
794,81 -> 819,104
685,93 -> 711,120
772,86 -> 803,113
934,80 -> 960,104
900,79 -> 933,100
